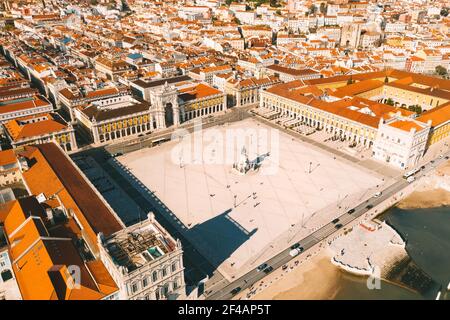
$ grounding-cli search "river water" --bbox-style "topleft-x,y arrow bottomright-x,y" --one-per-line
331,206 -> 450,300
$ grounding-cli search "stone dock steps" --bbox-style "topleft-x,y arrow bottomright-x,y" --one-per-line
384,256 -> 441,298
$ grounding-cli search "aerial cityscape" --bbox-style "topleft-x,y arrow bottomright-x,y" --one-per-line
0,0 -> 449,304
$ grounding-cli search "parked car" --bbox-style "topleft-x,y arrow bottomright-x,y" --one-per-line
290,243 -> 300,250
332,218 -> 340,224
366,204 -> 373,209
335,223 -> 343,229
347,209 -> 355,214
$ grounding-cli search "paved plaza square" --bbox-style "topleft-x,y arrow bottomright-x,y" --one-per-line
118,118 -> 383,278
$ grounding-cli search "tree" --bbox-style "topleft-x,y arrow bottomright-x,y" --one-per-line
225,0 -> 232,5
408,105 -> 422,114
270,0 -> 279,8
435,65 -> 448,76
1,25 -> 14,32
308,4 -> 317,15
441,8 -> 449,17
319,3 -> 328,15
386,98 -> 395,106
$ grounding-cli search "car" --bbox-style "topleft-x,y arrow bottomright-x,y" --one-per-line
446,156 -> 449,160
421,165 -> 426,170
332,218 -> 340,224
290,247 -> 304,257
439,154 -> 444,159
290,243 -> 300,250
230,287 -> 241,295
431,160 -> 435,164
407,176 -> 415,183
112,152 -> 123,157
366,204 -> 373,209
282,265 -> 288,271
347,208 -> 355,214
335,224 -> 343,229
373,191 -> 382,198
263,266 -> 273,274
256,263 -> 268,272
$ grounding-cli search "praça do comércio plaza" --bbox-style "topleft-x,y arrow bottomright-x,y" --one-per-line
0,0 -> 449,301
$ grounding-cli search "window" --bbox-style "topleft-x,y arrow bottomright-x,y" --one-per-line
171,262 -> 178,273
163,284 -> 170,297
162,267 -> 167,278
152,271 -> 158,282
143,277 -> 149,288
131,282 -> 138,293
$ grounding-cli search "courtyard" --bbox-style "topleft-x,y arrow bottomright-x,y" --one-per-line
117,118 -> 384,279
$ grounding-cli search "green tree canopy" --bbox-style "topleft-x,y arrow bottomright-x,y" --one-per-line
308,4 -> 317,15
436,65 -> 448,76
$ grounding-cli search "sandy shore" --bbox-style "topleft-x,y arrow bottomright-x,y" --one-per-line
248,251 -> 344,300
397,188 -> 450,209
397,160 -> 450,209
